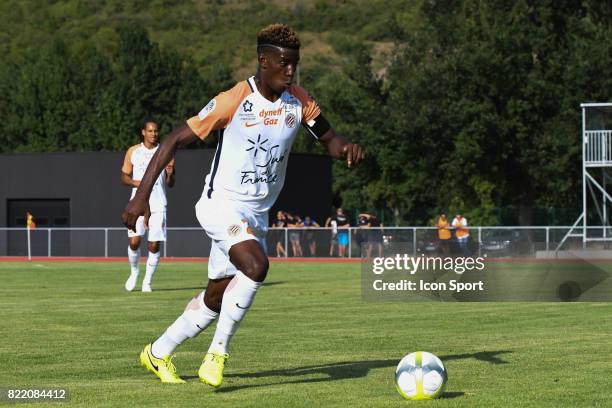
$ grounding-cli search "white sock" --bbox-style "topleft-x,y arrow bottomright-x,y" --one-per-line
127,247 -> 140,275
151,291 -> 218,358
143,250 -> 161,286
208,271 -> 262,355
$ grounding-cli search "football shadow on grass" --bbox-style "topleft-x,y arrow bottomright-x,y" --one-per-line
204,350 -> 511,394
153,281 -> 285,292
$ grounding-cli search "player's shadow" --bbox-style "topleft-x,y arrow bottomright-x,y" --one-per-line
154,281 -> 285,292
200,350 -> 511,394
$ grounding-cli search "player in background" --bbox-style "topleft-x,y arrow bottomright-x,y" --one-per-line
121,119 -> 175,292
122,24 -> 365,386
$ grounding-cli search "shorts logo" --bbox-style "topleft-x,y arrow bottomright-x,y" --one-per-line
228,224 -> 242,237
198,99 -> 216,120
285,113 -> 296,128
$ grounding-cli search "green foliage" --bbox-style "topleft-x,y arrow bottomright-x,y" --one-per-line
0,22 -> 230,152
378,0 -> 612,224
1,1 -> 611,224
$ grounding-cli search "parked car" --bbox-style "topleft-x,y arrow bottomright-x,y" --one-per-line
479,230 -> 522,256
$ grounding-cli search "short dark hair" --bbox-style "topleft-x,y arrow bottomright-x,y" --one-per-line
141,117 -> 158,130
257,23 -> 300,51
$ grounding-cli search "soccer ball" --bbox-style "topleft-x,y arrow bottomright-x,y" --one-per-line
395,351 -> 447,400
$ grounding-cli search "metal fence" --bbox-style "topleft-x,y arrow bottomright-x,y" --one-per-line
4,226 -> 612,258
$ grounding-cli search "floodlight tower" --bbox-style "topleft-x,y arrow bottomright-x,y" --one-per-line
557,103 -> 612,250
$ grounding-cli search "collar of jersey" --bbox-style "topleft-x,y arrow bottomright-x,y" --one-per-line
140,142 -> 159,151
248,76 -> 288,105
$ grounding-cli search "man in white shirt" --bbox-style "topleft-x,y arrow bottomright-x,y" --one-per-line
121,119 -> 175,292
122,24 -> 365,386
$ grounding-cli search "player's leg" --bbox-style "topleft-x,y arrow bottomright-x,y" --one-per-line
149,285 -> 224,358
199,239 -> 268,387
142,212 -> 166,292
142,241 -> 160,292
140,242 -> 231,383
208,239 -> 267,353
193,197 -> 269,386
125,217 -> 145,291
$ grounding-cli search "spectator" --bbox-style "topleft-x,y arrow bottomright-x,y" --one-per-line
358,213 -> 383,258
272,210 -> 287,257
334,208 -> 350,257
367,213 -> 384,258
452,213 -> 471,256
302,215 -> 320,256
357,213 -> 371,257
287,212 -> 303,257
436,213 -> 452,255
324,215 -> 338,257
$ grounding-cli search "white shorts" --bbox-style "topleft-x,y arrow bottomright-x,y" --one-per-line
127,212 -> 167,242
195,196 -> 268,279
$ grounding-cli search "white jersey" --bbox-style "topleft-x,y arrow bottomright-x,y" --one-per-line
187,76 -> 322,213
122,143 -> 168,212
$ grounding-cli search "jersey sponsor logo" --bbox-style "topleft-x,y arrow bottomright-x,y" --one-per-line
240,170 -> 279,185
254,108 -> 283,126
198,99 -> 216,120
264,118 -> 278,125
241,144 -> 287,185
246,134 -> 269,158
243,99 -> 253,112
259,107 -> 282,118
285,113 -> 296,128
245,121 -> 260,128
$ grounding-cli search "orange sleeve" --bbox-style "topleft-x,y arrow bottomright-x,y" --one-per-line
187,81 -> 253,140
121,145 -> 137,174
290,85 -> 322,124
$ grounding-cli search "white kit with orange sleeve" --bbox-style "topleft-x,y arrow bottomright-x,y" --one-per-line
189,77 -> 322,278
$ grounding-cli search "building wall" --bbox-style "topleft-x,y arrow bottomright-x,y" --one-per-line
0,149 -> 332,256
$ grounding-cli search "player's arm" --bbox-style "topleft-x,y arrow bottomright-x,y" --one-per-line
120,147 -> 140,187
122,125 -> 197,230
294,86 -> 364,167
121,172 -> 140,187
317,127 -> 365,168
165,158 -> 176,188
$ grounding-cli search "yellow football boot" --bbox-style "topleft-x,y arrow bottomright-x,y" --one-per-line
198,352 -> 229,387
139,343 -> 185,384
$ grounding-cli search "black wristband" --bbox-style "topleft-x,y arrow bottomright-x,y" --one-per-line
303,114 -> 331,140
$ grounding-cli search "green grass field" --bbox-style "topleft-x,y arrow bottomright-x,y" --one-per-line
1,260 -> 611,407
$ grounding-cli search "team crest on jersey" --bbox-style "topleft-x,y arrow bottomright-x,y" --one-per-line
243,99 -> 253,112
227,224 -> 242,237
198,99 -> 216,120
285,113 -> 296,128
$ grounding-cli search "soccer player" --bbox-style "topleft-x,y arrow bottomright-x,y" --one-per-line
121,119 -> 175,292
122,24 -> 365,386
